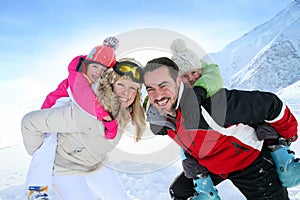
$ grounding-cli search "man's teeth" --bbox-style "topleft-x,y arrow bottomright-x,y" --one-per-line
157,98 -> 168,106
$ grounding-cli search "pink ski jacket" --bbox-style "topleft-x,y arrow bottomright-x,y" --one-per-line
41,55 -> 109,120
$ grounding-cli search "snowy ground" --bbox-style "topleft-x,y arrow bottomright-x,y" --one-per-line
0,96 -> 299,200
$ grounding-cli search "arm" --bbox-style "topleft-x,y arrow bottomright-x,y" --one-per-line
41,55 -> 85,109
222,89 -> 298,141
194,61 -> 223,98
41,79 -> 69,109
67,58 -> 112,121
266,105 -> 298,142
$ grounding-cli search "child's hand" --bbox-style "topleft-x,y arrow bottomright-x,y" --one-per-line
102,115 -> 112,121
95,102 -> 113,121
103,120 -> 118,139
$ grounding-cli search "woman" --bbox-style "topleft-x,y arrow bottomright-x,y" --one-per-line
22,58 -> 146,200
25,36 -> 120,200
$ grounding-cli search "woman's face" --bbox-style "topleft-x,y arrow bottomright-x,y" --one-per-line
86,63 -> 107,83
113,78 -> 139,108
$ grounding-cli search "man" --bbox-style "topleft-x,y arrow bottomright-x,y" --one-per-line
143,57 -> 298,200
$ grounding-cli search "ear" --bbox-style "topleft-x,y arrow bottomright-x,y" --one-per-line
176,75 -> 182,86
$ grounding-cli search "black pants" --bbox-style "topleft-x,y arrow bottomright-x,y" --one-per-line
169,148 -> 289,200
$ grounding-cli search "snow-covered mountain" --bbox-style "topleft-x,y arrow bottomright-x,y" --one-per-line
2,2 -> 300,200
209,1 -> 300,92
277,80 -> 300,97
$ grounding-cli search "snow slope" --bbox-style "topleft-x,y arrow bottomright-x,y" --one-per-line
209,1 -> 300,92
0,92 -> 299,199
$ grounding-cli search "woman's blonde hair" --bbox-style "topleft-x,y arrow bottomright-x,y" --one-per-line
94,58 -> 146,142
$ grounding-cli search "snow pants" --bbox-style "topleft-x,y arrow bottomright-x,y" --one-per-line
169,147 -> 289,200
25,98 -> 128,199
52,166 -> 128,200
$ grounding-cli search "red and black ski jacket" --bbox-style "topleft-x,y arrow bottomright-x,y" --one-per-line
166,86 -> 298,178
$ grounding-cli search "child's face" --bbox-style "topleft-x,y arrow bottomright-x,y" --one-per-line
86,63 -> 107,83
113,78 -> 139,108
181,70 -> 201,86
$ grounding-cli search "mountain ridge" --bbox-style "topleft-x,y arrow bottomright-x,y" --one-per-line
209,1 -> 300,92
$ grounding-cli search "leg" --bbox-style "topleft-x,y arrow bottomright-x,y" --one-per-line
179,148 -> 222,200
52,175 -> 97,200
255,123 -> 300,188
26,133 -> 57,187
26,98 -> 70,200
192,175 -> 221,200
229,147 -> 289,200
86,165 -> 129,199
269,138 -> 300,188
26,133 -> 57,200
169,171 -> 195,199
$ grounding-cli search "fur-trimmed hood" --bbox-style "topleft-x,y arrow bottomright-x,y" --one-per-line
92,69 -> 130,132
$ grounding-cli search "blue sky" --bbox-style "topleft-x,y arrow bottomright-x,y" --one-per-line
0,0 -> 294,146
0,0 -> 293,80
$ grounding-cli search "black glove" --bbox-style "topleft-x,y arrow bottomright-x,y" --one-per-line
182,151 -> 208,180
254,122 -> 279,141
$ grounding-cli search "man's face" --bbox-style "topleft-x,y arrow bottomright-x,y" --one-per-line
144,66 -> 180,116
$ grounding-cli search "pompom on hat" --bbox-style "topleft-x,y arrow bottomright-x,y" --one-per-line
86,36 -> 119,68
170,39 -> 202,75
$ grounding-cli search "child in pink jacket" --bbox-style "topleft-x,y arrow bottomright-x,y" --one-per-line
42,36 -> 119,138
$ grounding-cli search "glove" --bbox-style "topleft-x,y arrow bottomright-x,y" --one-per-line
254,122 -> 279,141
182,150 -> 208,179
103,120 -> 118,139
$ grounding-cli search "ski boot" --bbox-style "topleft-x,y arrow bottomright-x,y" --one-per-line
269,137 -> 300,188
28,186 -> 50,200
189,175 -> 221,200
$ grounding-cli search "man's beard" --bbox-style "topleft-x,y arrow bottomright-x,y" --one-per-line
158,99 -> 178,117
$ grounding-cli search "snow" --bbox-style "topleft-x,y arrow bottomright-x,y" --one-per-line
0,144 -> 248,200
0,93 -> 299,199
1,2 -> 300,200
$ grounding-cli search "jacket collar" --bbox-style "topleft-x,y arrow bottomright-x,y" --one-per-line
175,81 -> 185,110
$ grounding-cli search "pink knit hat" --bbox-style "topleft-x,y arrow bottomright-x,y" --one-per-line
86,36 -> 119,68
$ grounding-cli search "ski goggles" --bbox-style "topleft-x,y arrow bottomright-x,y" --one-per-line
113,61 -> 144,83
